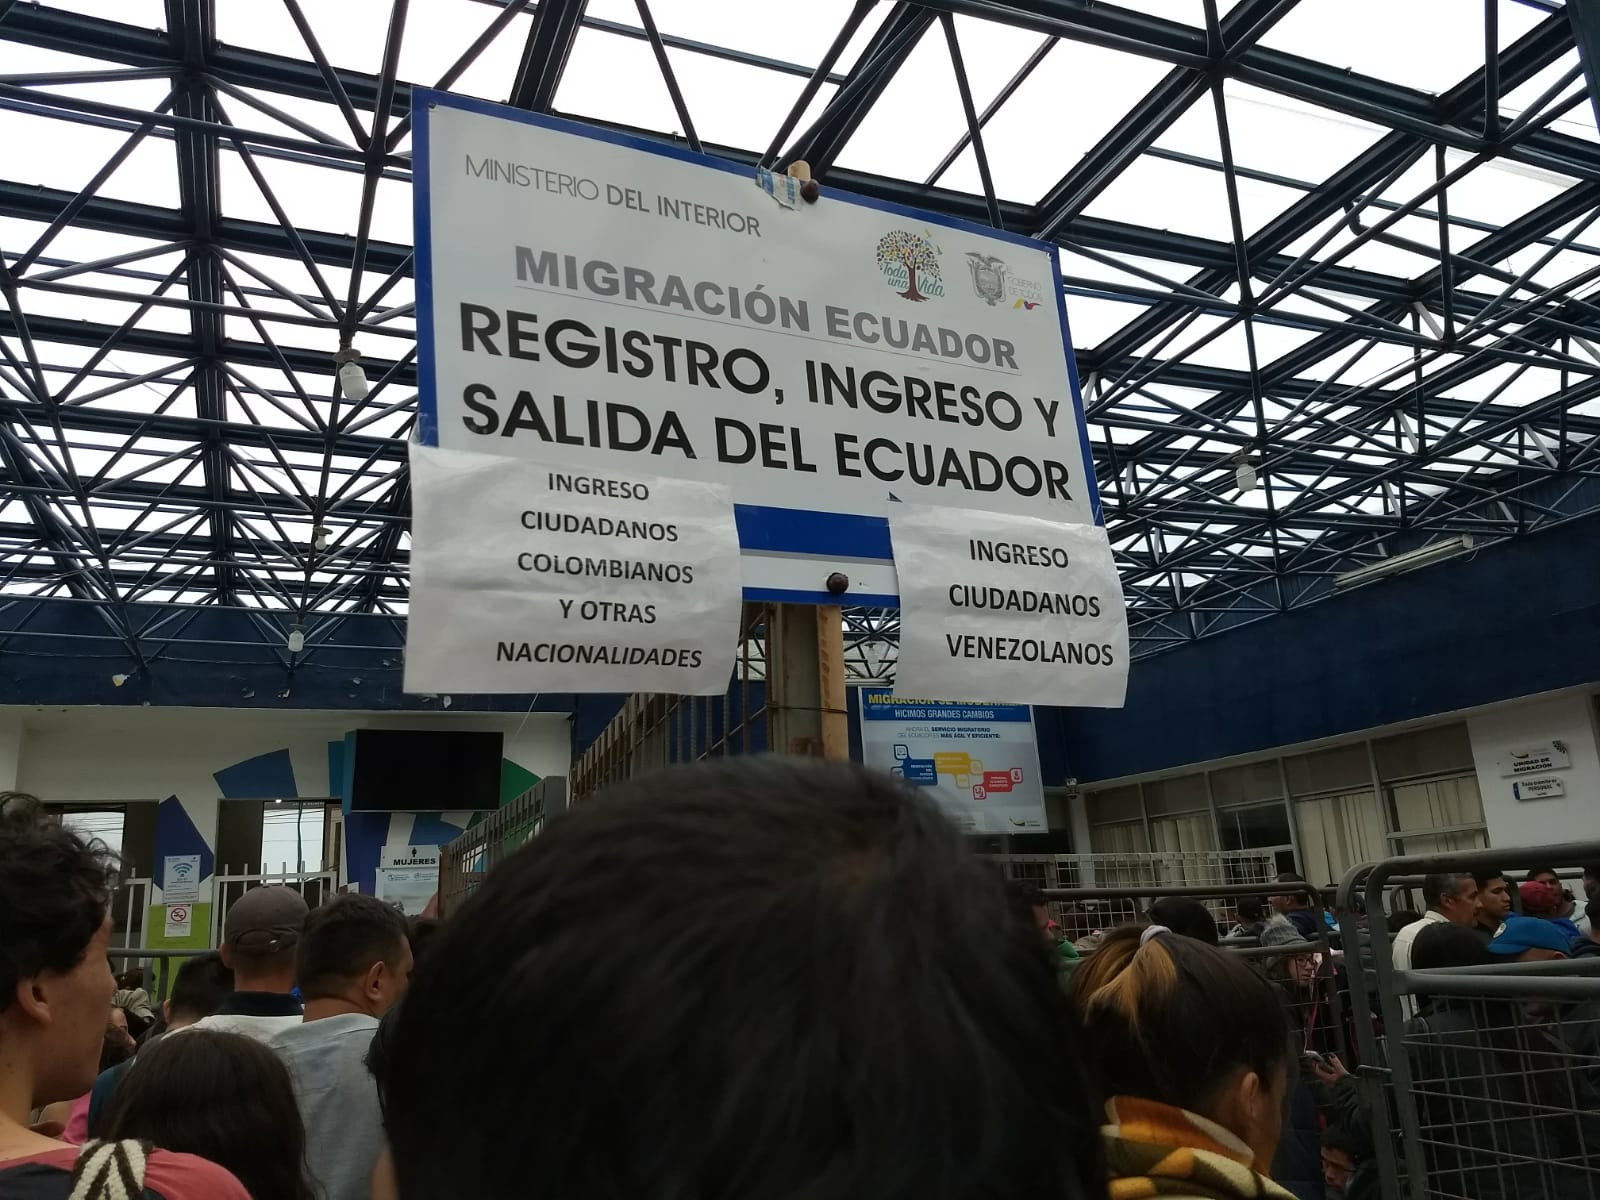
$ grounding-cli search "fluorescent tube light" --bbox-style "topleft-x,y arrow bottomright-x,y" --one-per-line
1332,535 -> 1476,591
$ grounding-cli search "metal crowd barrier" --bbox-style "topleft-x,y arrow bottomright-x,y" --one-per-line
1337,842 -> 1600,1200
1041,881 -> 1355,1076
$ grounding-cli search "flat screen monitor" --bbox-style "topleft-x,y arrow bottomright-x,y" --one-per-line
348,729 -> 504,812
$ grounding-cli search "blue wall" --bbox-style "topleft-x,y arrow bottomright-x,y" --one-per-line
1035,512 -> 1600,785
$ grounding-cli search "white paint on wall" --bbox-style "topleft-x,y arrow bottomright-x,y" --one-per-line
1468,692 -> 1600,851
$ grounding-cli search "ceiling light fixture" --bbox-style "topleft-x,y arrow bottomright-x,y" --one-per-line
334,346 -> 370,401
287,625 -> 306,654
1332,535 -> 1476,591
313,526 -> 329,552
1233,450 -> 1259,493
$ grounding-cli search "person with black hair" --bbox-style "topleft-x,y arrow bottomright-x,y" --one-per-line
1472,869 -> 1512,938
405,916 -> 442,971
1320,1125 -> 1356,1200
87,951 -> 235,1137
1269,873 -> 1321,939
1580,865 -> 1600,914
1007,880 -> 1079,970
112,970 -> 155,1040
1226,897 -> 1268,940
1148,896 -> 1219,945
271,895 -> 411,1200
1576,897 -> 1600,960
0,802 -> 247,1197
385,758 -> 1104,1200
1385,908 -> 1421,934
1073,925 -> 1297,1200
103,1029 -> 314,1200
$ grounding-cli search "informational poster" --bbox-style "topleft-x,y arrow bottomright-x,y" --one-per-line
164,904 -> 191,939
161,854 -> 201,904
859,691 -> 1046,833
889,504 -> 1129,708
374,847 -> 441,917
413,90 -> 1099,605
405,443 -> 742,695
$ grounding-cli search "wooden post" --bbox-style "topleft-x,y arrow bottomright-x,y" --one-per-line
767,602 -> 850,761
816,604 -> 849,761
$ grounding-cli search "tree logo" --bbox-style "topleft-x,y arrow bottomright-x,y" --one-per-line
875,229 -> 944,302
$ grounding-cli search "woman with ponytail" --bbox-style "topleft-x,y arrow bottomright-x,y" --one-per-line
1074,924 -> 1298,1200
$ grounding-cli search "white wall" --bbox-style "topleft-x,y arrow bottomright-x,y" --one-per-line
9,705 -> 571,903
1468,692 -> 1600,849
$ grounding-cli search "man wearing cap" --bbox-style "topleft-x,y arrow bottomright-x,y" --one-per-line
1488,914 -> 1572,962
1523,870 -> 1583,947
191,885 -> 308,1041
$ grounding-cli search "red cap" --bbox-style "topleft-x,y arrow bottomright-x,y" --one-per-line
1519,880 -> 1559,916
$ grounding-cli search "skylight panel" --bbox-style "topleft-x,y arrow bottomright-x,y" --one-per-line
552,26 -> 683,139
652,49 -> 839,152
832,24 -> 964,182
1260,0 -> 1544,95
969,39 -> 1170,205
217,0 -> 390,76
582,0 -> 877,70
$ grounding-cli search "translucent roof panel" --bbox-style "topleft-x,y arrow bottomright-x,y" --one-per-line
2,0 -> 1599,669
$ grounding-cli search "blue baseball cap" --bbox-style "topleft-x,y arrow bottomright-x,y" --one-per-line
1488,915 -> 1572,957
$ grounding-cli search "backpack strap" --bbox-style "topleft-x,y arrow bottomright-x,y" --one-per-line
67,1140 -> 150,1200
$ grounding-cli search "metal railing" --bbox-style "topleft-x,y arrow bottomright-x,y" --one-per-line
1337,842 -> 1600,1200
437,778 -> 567,916
570,603 -> 773,802
991,846 -> 1293,933
208,869 -> 337,948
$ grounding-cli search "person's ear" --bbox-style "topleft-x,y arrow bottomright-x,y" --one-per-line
13,976 -> 52,1027
162,998 -> 171,1023
363,961 -> 386,1002
1213,1068 -> 1271,1164
1233,1068 -> 1262,1120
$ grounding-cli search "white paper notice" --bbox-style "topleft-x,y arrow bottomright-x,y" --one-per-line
890,505 -> 1129,708
161,854 -> 201,904
405,443 -> 742,695
163,904 -> 192,940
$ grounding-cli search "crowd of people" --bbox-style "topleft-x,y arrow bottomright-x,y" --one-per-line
0,767 -> 1595,1200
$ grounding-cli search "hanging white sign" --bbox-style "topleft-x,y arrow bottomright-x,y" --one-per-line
890,505 -> 1129,708
412,90 -> 1100,605
405,443 -> 742,696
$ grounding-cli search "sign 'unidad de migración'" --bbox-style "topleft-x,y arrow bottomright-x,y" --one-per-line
414,90 -> 1101,605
